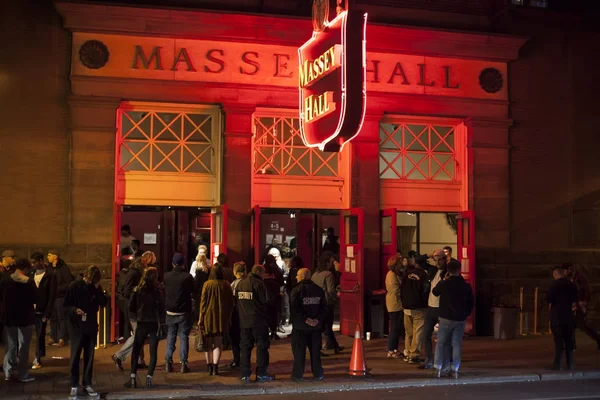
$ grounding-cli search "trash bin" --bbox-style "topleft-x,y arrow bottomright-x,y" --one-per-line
492,306 -> 519,340
366,290 -> 386,339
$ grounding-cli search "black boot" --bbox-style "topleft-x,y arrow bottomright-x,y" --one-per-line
207,363 -> 214,375
212,364 -> 219,376
566,351 -> 574,371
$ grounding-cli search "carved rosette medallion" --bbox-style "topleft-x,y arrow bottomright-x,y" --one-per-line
79,40 -> 110,70
479,68 -> 504,94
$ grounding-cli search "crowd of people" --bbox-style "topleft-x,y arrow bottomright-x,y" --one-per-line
384,247 -> 600,376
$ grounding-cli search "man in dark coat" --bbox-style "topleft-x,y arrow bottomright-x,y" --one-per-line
48,249 -> 74,347
235,264 -> 274,382
290,268 -> 327,381
29,252 -> 57,370
547,266 -> 578,370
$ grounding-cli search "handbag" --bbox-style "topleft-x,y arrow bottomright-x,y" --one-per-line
195,323 -> 208,352
155,300 -> 167,340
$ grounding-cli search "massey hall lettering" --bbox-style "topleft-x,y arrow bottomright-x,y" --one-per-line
131,45 -> 461,89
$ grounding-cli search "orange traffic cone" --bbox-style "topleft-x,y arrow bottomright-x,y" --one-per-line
348,324 -> 368,376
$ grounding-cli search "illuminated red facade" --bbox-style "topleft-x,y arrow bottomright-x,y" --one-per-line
2,0 -> 600,336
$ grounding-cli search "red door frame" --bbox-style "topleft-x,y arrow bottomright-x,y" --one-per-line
380,208 -> 397,287
110,203 -> 122,342
251,205 -> 261,265
339,207 -> 364,336
457,210 -> 476,335
210,205 -> 228,264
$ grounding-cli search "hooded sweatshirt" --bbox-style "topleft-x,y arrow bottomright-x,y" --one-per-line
0,271 -> 36,327
53,258 -> 74,298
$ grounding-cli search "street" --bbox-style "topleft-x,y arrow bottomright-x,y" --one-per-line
211,380 -> 600,400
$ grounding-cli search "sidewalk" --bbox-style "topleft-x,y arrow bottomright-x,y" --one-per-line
3,330 -> 599,399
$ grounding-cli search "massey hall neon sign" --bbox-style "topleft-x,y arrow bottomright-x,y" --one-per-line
298,1 -> 367,152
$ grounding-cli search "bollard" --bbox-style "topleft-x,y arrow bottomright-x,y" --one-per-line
519,287 -> 524,336
96,309 -> 101,349
533,287 -> 539,335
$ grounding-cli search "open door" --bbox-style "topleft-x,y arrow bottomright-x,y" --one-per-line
251,205 -> 261,265
339,208 -> 364,336
210,205 -> 228,265
457,210 -> 476,335
110,203 -> 122,342
380,208 -> 397,288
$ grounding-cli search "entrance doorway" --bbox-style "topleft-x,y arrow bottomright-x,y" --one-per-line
252,207 -> 341,270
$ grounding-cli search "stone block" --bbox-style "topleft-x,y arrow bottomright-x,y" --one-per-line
87,244 -> 113,264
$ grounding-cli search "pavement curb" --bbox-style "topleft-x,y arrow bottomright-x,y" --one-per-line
103,370 -> 600,400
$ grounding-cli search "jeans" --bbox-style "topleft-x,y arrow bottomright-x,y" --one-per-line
132,322 -> 159,376
3,325 -> 34,379
387,311 -> 403,352
434,318 -> 466,372
165,313 -> 192,364
403,309 -> 425,358
291,329 -> 322,379
115,320 -> 145,362
552,323 -> 574,368
422,307 -> 441,365
323,305 -> 340,349
240,325 -> 270,378
68,329 -> 96,387
51,297 -> 68,342
34,314 -> 48,360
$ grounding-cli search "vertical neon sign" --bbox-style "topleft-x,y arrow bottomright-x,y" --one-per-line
298,4 -> 367,152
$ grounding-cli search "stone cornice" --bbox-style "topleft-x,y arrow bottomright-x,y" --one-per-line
54,1 -> 528,62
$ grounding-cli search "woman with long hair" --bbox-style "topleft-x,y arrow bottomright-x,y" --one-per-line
199,263 -> 233,376
192,253 -> 211,323
125,267 -> 165,389
385,254 -> 404,359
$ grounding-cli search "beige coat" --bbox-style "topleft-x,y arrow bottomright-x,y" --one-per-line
200,279 -> 234,336
385,270 -> 403,312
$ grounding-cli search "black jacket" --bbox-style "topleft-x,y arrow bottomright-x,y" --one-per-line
432,275 -> 474,321
128,286 -> 166,324
164,267 -> 195,314
401,266 -> 429,310
116,266 -> 141,301
547,278 -> 577,324
52,259 -> 74,298
235,273 -> 269,328
29,267 -> 57,319
64,279 -> 108,334
290,280 -> 327,331
0,272 -> 36,327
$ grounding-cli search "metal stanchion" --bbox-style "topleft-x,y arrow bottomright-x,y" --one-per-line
96,309 -> 100,349
533,287 -> 539,335
519,287 -> 524,335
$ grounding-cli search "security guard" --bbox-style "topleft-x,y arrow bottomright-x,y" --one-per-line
235,264 -> 275,382
290,268 -> 327,381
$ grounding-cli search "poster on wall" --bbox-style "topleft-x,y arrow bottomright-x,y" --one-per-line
143,233 -> 157,245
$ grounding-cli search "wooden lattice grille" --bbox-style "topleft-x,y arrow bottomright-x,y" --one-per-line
119,110 -> 214,174
253,116 -> 339,177
379,122 -> 457,181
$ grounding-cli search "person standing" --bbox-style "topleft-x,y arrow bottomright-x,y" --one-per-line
0,258 -> 36,382
547,266 -> 578,370
263,255 -> 283,340
191,254 -> 210,323
290,268 -> 327,381
64,265 -> 107,399
120,224 -> 136,250
235,264 -> 274,382
419,250 -> 449,369
225,262 -> 247,370
431,260 -> 474,379
385,255 -> 404,359
29,252 -> 57,370
217,253 -> 235,284
321,227 -> 340,258
125,267 -> 165,389
312,255 -> 343,354
200,264 -> 234,376
112,258 -> 145,370
164,253 -> 195,374
48,249 -> 74,348
400,255 -> 429,364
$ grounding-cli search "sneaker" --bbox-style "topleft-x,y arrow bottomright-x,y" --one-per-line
69,387 -> 78,399
84,386 -> 97,396
408,357 -> 423,364
418,363 -> 433,370
19,375 -> 35,383
146,375 -> 153,389
256,374 -> 275,382
47,339 -> 57,346
112,354 -> 123,371
291,376 -> 304,382
32,359 -> 42,370
241,376 -> 251,383
224,361 -> 239,370
57,339 -> 66,348
334,346 -> 344,354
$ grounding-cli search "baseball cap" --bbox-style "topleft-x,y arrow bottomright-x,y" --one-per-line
172,252 -> 185,266
2,250 -> 15,258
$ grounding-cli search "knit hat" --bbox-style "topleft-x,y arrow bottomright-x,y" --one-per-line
172,252 -> 185,267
